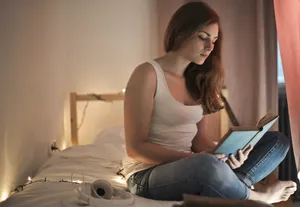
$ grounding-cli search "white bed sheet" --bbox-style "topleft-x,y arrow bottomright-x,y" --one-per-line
0,144 -> 181,207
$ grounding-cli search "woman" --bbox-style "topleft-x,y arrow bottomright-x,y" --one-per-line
122,1 -> 297,204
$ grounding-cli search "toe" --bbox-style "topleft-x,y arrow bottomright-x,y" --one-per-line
286,186 -> 297,192
283,197 -> 289,201
282,195 -> 290,200
287,189 -> 296,194
288,181 -> 297,188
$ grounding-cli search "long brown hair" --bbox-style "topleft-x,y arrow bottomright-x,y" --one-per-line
164,1 -> 224,114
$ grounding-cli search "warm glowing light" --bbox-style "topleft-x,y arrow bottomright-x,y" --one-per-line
114,177 -> 126,185
73,180 -> 83,183
122,88 -> 126,93
1,191 -> 9,202
61,140 -> 67,150
28,176 -> 32,181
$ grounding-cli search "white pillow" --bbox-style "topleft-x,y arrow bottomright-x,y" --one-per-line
93,126 -> 126,162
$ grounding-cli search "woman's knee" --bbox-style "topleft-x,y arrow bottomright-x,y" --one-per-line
266,131 -> 290,151
191,153 -> 245,197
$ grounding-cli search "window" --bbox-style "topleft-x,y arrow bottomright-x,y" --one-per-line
277,42 -> 285,84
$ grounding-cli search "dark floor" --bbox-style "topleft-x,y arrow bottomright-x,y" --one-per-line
293,201 -> 300,207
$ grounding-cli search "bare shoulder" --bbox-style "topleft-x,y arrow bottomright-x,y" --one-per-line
130,62 -> 156,81
126,62 -> 157,94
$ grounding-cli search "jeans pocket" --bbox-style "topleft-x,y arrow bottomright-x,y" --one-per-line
133,171 -> 146,184
127,175 -> 148,197
127,176 -> 137,194
128,168 -> 154,198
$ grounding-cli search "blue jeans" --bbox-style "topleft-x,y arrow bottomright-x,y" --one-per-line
127,131 -> 290,201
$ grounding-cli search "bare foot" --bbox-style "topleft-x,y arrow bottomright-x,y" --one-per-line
264,180 -> 297,203
249,180 -> 297,204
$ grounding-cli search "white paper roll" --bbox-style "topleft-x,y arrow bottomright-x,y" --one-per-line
91,180 -> 114,199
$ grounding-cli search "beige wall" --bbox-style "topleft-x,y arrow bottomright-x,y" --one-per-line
0,0 -> 158,200
157,0 -> 186,55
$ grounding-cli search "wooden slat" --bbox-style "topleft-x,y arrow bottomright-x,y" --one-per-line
76,93 -> 124,101
70,92 -> 78,145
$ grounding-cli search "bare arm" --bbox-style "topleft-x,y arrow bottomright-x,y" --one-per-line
124,63 -> 193,165
191,115 -> 218,153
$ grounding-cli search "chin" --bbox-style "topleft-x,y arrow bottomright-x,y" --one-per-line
192,58 -> 206,65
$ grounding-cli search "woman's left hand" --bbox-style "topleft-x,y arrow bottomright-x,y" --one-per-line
227,144 -> 253,169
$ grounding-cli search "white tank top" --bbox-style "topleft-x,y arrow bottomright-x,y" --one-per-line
122,60 -> 203,180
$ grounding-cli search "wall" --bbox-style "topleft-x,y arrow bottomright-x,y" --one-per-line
157,0 -> 186,55
0,0 -> 158,200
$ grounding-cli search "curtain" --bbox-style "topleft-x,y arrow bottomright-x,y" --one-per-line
274,0 -> 300,170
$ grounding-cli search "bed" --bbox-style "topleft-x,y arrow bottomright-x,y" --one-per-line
0,92 -> 182,207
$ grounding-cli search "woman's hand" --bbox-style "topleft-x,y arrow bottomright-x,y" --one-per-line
227,144 -> 253,169
214,153 -> 228,162
197,148 -> 228,162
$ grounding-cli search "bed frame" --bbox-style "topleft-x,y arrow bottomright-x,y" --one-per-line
69,89 -> 234,146
69,92 -> 124,145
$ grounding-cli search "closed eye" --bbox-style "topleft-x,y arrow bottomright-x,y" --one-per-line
198,36 -> 206,40
199,36 -> 217,44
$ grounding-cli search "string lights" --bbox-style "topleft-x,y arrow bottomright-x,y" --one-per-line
10,173 -> 125,195
11,176 -> 83,194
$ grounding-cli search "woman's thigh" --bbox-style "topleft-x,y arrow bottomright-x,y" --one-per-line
128,153 -> 249,201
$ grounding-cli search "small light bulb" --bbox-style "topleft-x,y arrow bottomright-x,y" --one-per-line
28,176 -> 31,181
1,192 -> 8,201
73,180 -> 82,183
114,177 -> 126,184
122,88 -> 126,93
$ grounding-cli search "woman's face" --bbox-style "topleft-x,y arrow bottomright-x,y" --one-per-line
179,23 -> 219,65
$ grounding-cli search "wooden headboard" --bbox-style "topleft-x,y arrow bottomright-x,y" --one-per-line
69,88 -> 236,146
69,92 -> 124,145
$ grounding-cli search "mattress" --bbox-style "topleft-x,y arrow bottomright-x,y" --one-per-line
0,144 -> 181,207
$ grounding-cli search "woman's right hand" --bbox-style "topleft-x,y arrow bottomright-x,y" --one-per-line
196,151 -> 228,162
214,153 -> 228,162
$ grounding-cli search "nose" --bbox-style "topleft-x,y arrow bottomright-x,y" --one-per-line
205,40 -> 214,51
